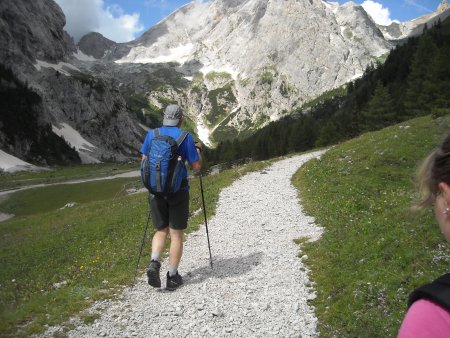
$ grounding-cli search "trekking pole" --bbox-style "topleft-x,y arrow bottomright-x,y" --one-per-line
131,209 -> 151,289
199,173 -> 213,268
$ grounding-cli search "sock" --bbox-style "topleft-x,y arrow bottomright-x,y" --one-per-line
151,252 -> 160,262
168,265 -> 178,277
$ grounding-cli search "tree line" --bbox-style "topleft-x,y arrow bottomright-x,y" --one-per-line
0,64 -> 81,166
206,18 -> 450,164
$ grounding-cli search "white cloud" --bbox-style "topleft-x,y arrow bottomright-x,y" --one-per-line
55,0 -> 144,43
361,0 -> 393,25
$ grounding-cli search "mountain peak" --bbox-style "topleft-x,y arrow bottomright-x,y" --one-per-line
438,0 -> 450,13
78,32 -> 117,59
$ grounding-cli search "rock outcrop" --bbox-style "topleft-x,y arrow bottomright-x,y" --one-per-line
0,0 -> 144,165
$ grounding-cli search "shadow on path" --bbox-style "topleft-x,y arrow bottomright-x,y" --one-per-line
184,251 -> 263,285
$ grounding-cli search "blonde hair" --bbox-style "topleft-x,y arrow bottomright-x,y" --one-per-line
416,133 -> 450,208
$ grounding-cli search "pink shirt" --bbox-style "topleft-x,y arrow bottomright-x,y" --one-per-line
398,299 -> 450,337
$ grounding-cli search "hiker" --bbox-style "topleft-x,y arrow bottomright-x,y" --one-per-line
140,104 -> 202,290
398,132 -> 450,337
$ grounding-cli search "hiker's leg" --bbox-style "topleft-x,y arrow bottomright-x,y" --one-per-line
148,193 -> 169,260
152,227 -> 169,257
168,228 -> 184,271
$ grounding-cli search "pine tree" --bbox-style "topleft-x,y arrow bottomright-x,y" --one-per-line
427,46 -> 450,114
315,120 -> 341,146
404,35 -> 438,116
361,81 -> 396,131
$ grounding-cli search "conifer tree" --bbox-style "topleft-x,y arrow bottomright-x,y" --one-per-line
361,80 -> 395,131
404,35 -> 438,116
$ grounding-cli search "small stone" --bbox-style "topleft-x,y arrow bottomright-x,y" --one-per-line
212,308 -> 224,317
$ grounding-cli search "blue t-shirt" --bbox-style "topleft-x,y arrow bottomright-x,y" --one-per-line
140,126 -> 199,189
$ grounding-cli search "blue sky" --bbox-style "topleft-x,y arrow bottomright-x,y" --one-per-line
55,0 -> 445,43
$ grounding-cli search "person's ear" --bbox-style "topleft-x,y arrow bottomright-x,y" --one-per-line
438,182 -> 450,204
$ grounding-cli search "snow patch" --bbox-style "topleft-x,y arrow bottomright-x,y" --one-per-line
196,122 -> 212,147
0,149 -> 42,173
52,123 -> 96,152
52,123 -> 100,164
196,106 -> 241,147
34,60 -> 80,76
115,43 -> 194,65
73,49 -> 97,62
350,72 -> 364,81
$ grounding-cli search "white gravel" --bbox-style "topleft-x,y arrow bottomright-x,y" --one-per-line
42,150 -> 326,338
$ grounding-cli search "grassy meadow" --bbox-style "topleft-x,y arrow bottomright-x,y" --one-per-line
0,162 -> 138,191
1,113 -> 449,337
0,160 -> 273,337
293,114 -> 450,337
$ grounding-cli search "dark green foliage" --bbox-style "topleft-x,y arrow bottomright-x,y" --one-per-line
208,17 -> 450,165
157,96 -> 177,107
207,84 -> 237,125
260,71 -> 274,85
125,93 -> 162,128
151,67 -> 189,89
403,35 -> 439,116
0,64 -> 80,165
361,81 -> 396,131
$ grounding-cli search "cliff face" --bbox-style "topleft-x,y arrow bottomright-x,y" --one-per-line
0,0 -> 74,72
105,0 -> 393,144
0,0 -> 144,164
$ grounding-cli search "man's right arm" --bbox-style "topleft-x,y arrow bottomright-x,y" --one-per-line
191,143 -> 202,173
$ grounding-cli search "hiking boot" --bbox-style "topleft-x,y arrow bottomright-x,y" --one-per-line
166,271 -> 183,291
147,260 -> 161,288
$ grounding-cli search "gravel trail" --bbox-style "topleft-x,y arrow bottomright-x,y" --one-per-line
45,151 -> 326,338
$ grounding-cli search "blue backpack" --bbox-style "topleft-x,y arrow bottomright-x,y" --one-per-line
141,129 -> 188,195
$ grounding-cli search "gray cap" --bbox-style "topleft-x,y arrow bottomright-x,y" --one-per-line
163,104 -> 183,126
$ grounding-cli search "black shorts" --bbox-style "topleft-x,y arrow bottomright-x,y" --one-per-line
148,189 -> 189,230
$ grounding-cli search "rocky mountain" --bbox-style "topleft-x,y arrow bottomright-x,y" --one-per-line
0,0 -> 144,165
1,0 -> 448,167
102,0 -> 394,145
377,0 -> 450,41
80,0 -> 448,146
78,32 -> 118,60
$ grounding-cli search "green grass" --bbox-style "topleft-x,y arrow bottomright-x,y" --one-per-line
292,115 -> 450,337
0,162 -> 138,191
0,178 -> 140,217
205,71 -> 232,81
0,160 -> 273,337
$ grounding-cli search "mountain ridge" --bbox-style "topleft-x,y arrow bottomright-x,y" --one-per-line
0,0 -> 448,169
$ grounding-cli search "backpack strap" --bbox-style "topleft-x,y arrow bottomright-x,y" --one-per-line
152,128 -> 162,192
408,273 -> 450,311
175,131 -> 188,147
